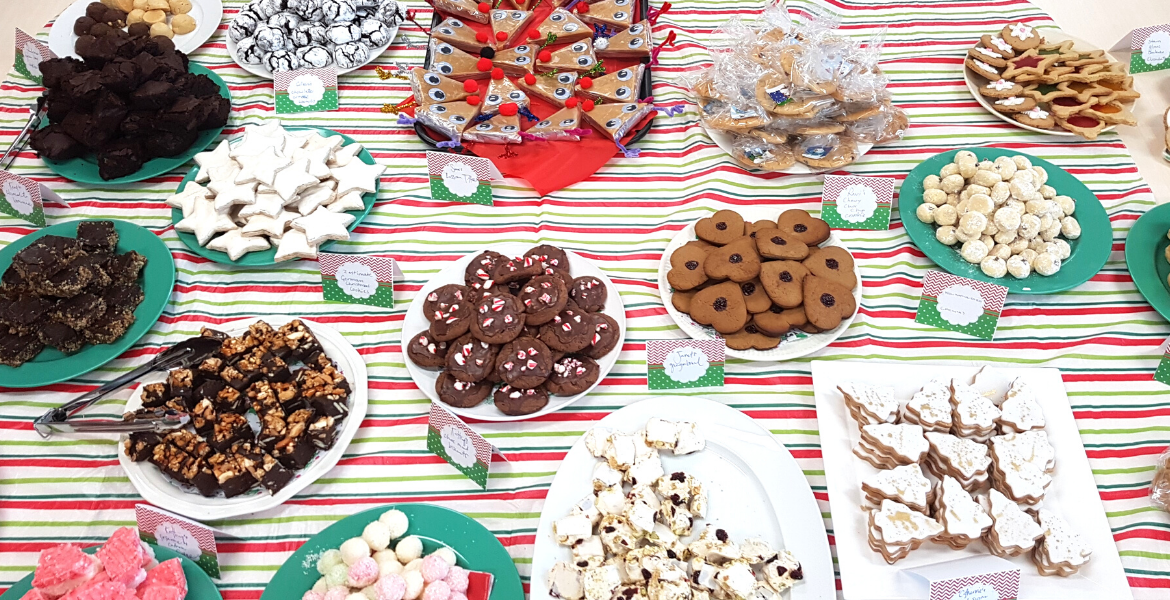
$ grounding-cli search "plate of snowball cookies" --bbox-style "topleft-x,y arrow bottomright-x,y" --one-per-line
900,147 -> 1111,294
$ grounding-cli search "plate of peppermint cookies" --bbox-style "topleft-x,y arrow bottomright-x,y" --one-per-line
402,243 -> 625,421
658,208 -> 862,361
169,123 -> 384,266
812,361 -> 1133,600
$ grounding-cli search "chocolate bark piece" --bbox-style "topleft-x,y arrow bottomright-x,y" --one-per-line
150,442 -> 192,481
37,321 -> 84,354
13,235 -> 83,279
278,319 -> 322,361
219,333 -> 258,364
30,123 -> 85,161
257,412 -> 287,452
96,139 -> 146,180
209,452 -> 257,498
166,429 -> 212,460
102,276 -> 147,307
196,356 -> 223,379
272,380 -> 305,412
235,351 -> 267,390
189,463 -> 220,497
140,382 -> 169,408
166,367 -> 195,404
4,294 -> 53,334
216,384 -> 247,413
195,379 -> 227,402
247,379 -> 284,417
190,398 -> 217,435
124,431 -> 162,462
274,435 -> 315,470
1,266 -> 29,299
200,327 -> 229,341
212,412 -> 251,452
73,252 -> 112,288
76,221 -> 118,252
50,292 -> 105,330
81,308 -> 135,344
308,415 -> 338,449
219,364 -> 248,391
261,352 -> 291,382
260,456 -> 294,494
34,262 -> 93,298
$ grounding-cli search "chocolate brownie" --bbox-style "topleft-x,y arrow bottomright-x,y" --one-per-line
494,384 -> 550,416
436,371 -> 492,408
545,355 -> 600,396
569,276 -> 607,312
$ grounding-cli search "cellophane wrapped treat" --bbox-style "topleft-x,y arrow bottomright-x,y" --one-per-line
687,2 -> 908,172
1152,446 -> 1170,511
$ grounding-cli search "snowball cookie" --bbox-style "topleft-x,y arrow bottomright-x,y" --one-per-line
989,243 -> 1012,260
325,562 -> 350,588
940,163 -> 961,178
1010,238 -> 1029,254
318,549 -> 345,574
959,161 -> 978,179
981,234 -> 995,249
955,150 -> 977,164
971,169 -> 1001,188
1051,238 -> 1071,260
1018,214 -> 1041,239
431,547 -> 457,567
313,577 -> 329,593
1007,254 -> 1031,278
341,537 -> 371,566
954,227 -> 976,244
395,535 -> 424,563
1031,165 -> 1048,185
958,212 -> 987,236
941,174 -> 965,193
993,156 -> 1017,180
916,203 -> 937,224
1012,155 -> 1032,170
993,228 -> 1017,245
980,256 -> 1007,278
960,239 -> 989,264
375,549 -> 404,576
1054,195 -> 1076,216
1039,184 -> 1056,199
403,571 -> 425,600
363,520 -> 392,551
380,509 -> 410,539
923,188 -> 947,206
990,181 -> 1011,204
1061,216 -> 1081,239
934,204 -> 958,227
923,174 -> 941,190
403,558 -> 422,572
1034,251 -> 1061,276
936,225 -> 958,246
982,219 -> 998,236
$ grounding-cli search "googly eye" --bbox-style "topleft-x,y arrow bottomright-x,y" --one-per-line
501,125 -> 518,133
451,115 -> 467,124
554,87 -> 570,99
536,119 -> 551,128
429,89 -> 447,101
438,27 -> 453,35
433,104 -> 448,113
550,13 -> 564,22
557,73 -> 574,85
614,11 -> 627,19
516,56 -> 530,64
438,44 -> 454,55
449,19 -> 464,27
615,0 -> 630,5
576,56 -> 593,66
622,103 -> 638,113
515,45 -> 530,54
424,73 -> 441,85
492,10 -> 505,20
511,11 -> 524,20
605,118 -> 621,129
563,23 -> 578,32
559,118 -> 576,127
629,37 -> 643,48
435,62 -> 453,74
486,94 -> 501,104
615,87 -> 630,98
475,123 -> 493,131
616,69 -> 632,81
508,91 -> 525,100
629,24 -> 643,34
571,42 -> 587,52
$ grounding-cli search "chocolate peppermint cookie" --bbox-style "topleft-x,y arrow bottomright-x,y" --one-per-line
495,336 -> 553,388
406,331 -> 449,368
519,274 -> 568,325
583,313 -> 619,360
464,250 -> 506,293
569,275 -> 607,312
491,254 -> 543,284
445,333 -> 499,382
539,306 -> 593,353
436,371 -> 492,408
493,384 -> 549,416
524,244 -> 571,278
471,292 -> 526,344
545,355 -> 600,396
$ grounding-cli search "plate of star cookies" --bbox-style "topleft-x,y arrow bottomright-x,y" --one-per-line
963,22 -> 1139,139
812,361 -> 1133,600
168,122 -> 384,266
657,208 -> 862,361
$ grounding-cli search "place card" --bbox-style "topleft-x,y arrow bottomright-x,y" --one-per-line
318,253 -> 401,309
903,555 -> 1021,600
915,271 -> 1007,340
647,339 -> 725,390
1154,335 -> 1170,385
275,68 -> 339,114
14,29 -> 55,84
427,151 -> 500,206
427,402 -> 495,489
0,170 -> 46,227
821,174 -> 894,230
1111,24 -> 1170,73
135,504 -> 221,578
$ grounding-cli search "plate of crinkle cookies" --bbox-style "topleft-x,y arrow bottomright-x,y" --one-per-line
901,147 -> 1112,294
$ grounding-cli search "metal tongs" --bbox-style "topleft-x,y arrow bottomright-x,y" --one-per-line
33,336 -> 223,438
1,99 -> 46,171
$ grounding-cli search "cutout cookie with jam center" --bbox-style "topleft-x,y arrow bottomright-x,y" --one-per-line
777,209 -> 830,245
689,281 -> 748,334
803,246 -> 857,289
755,227 -> 810,260
667,245 -> 710,291
760,260 -> 808,308
803,275 -> 856,330
704,237 -> 761,283
752,305 -> 807,336
695,209 -> 745,245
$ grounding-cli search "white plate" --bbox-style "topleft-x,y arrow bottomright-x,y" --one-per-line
226,24 -> 398,79
963,30 -> 1127,137
701,121 -> 875,175
658,208 -> 862,361
402,243 -> 626,422
811,361 -> 1133,600
530,396 -> 836,600
118,316 -> 368,522
49,0 -> 223,58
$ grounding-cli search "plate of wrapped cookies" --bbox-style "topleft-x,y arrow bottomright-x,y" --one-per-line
963,23 -> 1139,140
0,219 -> 174,388
402,243 -> 625,421
687,4 -> 908,174
901,148 -> 1112,294
658,208 -> 862,361
49,0 -> 223,58
812,361 -> 1133,600
118,316 -> 368,521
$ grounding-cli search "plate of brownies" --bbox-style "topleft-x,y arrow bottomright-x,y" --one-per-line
0,219 -> 174,388
118,316 -> 368,521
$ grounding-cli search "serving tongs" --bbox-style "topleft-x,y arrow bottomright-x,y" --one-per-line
33,336 -> 223,438
1,99 -> 46,171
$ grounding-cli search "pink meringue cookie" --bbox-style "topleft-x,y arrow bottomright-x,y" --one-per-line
422,581 -> 451,600
419,555 -> 450,583
324,587 -> 349,600
347,557 -> 379,588
443,567 -> 469,594
302,592 -> 326,600
449,594 -> 468,600
374,574 -> 407,600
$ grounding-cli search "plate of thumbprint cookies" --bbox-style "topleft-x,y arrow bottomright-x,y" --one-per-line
402,244 -> 625,421
658,209 -> 862,361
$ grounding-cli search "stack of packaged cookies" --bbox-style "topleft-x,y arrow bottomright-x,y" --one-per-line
687,4 -> 907,172
839,369 -> 1093,576
666,209 -> 858,350
406,245 -> 620,417
966,22 -> 1139,139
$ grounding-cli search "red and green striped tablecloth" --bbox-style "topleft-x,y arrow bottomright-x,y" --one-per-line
2,0 -> 1168,597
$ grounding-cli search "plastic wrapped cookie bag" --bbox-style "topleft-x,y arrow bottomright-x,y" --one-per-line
845,102 -> 908,145
729,134 -> 795,172
1152,446 -> 1170,512
698,96 -> 772,132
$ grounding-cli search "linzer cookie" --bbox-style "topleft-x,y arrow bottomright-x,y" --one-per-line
983,488 -> 1044,557
933,476 -> 992,549
1032,509 -> 1092,576
867,499 -> 943,564
853,423 -> 929,469
861,464 -> 932,514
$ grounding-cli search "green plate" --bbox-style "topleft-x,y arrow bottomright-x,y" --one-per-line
1125,202 -> 1170,321
260,504 -> 522,600
0,543 -> 223,600
39,63 -> 231,185
171,126 -> 379,267
901,147 -> 1113,294
0,219 -> 176,388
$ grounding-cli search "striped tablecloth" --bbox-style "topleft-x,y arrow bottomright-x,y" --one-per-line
2,0 -> 1168,597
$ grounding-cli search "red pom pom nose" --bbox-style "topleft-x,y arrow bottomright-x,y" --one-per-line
579,77 -> 593,89
467,95 -> 482,105
582,100 -> 595,111
463,80 -> 479,93
538,49 -> 552,62
496,31 -> 508,42
576,3 -> 589,13
500,102 -> 519,116
476,31 -> 489,43
527,28 -> 541,40
524,73 -> 536,85
477,57 -> 493,71
491,67 -> 505,79
565,97 -> 579,108
477,2 -> 489,12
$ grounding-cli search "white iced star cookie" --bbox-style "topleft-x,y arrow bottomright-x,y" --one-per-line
193,140 -> 235,183
305,132 -> 345,156
166,181 -> 210,217
176,197 -> 238,246
293,145 -> 333,180
292,206 -> 355,245
235,146 -> 292,187
273,158 -> 320,203
296,181 -> 337,216
212,181 -> 258,213
273,228 -> 319,262
238,189 -> 285,219
242,210 -> 298,239
230,122 -> 287,158
328,190 -> 366,213
207,228 -> 271,261
330,159 -> 385,198
329,142 -> 363,167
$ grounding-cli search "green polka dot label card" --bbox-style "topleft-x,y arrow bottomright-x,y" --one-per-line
427,151 -> 500,206
318,253 -> 401,309
274,68 -> 339,114
14,29 -> 54,84
1154,336 -> 1170,386
821,174 -> 894,230
915,271 -> 1007,341
647,339 -> 725,390
1112,24 -> 1170,73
